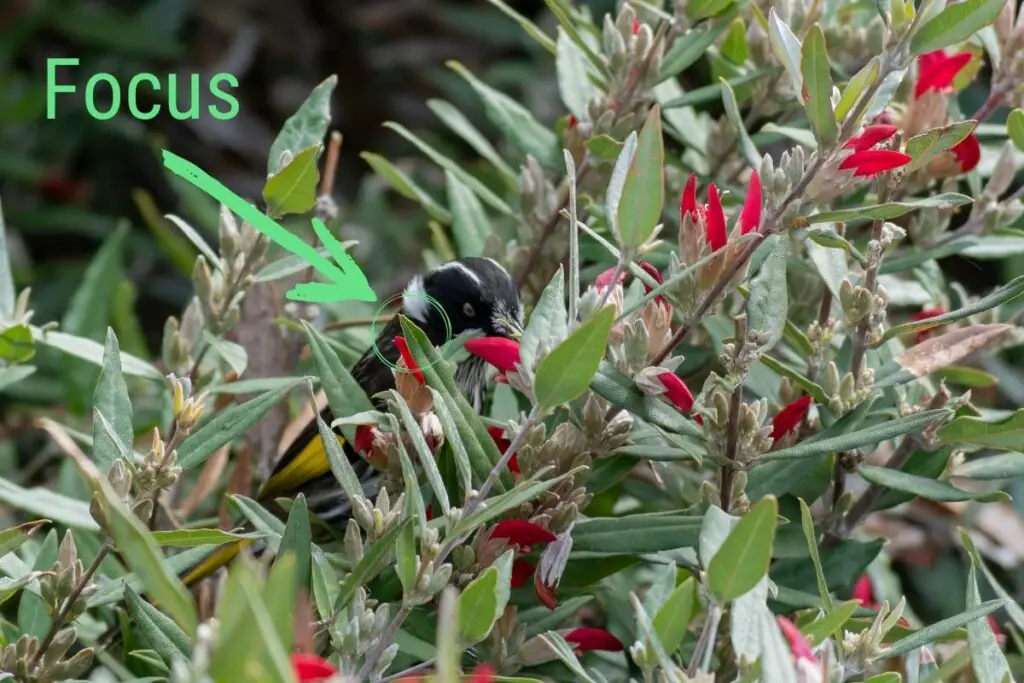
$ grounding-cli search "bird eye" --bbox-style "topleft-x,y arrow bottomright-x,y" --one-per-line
462,302 -> 476,317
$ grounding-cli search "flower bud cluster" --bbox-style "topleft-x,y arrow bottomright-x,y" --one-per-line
161,207 -> 269,376
840,597 -> 907,675
350,489 -> 405,544
0,534 -> 96,682
822,360 -> 875,416
328,586 -> 395,676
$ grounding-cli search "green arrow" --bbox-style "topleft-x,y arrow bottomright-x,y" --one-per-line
161,149 -> 377,304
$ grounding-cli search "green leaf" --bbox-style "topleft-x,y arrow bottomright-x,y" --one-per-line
836,57 -> 880,124
540,0 -> 609,82
910,0 -> 1006,54
105,491 -> 198,634
315,411 -> 367,506
858,464 -> 1009,503
0,194 -> 15,318
720,77 -> 761,167
687,0 -> 736,20
0,476 -> 98,531
267,75 -> 336,176
955,452 -> 1024,479
0,322 -> 34,362
446,171 -> 488,258
334,518 -> 412,614
391,391 -> 450,515
263,552 -> 297,654
555,27 -> 599,119
882,275 -> 1024,342
458,566 -> 502,645
708,496 -> 778,602
384,122 -> 514,217
448,60 -> 561,171
451,475 -> 569,537
480,0 -> 557,54
807,193 -> 973,224
34,328 -> 162,380
940,408 -> 1024,451
278,494 -> 312,596
658,7 -> 740,81
0,574 -> 36,609
18,530 -> 57,638
606,132 -> 638,243
616,106 -> 665,250
303,321 -> 375,441
905,120 -> 977,173
721,17 -> 749,64
653,576 -> 697,653
0,365 -> 35,392
401,316 -> 510,492
801,599 -> 861,646
799,499 -> 832,611
428,99 -> 517,187
150,529 -> 266,548
92,327 -> 133,473
747,234 -> 790,351
966,555 -> 1012,682
176,380 -> 302,470
800,26 -> 838,146
0,520 -> 46,560
124,585 -> 191,666
360,152 -> 452,223
875,599 -> 1005,660
521,266 -> 568,373
1008,108 -> 1024,152
534,305 -> 615,412
430,391 -> 474,498
756,408 -> 952,462
396,512 -> 418,596
262,144 -> 320,217
253,244 -> 356,284
768,8 -> 803,95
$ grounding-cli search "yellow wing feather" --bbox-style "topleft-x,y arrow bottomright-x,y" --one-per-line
257,432 -> 344,501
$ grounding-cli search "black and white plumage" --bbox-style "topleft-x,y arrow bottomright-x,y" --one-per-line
264,257 -> 523,526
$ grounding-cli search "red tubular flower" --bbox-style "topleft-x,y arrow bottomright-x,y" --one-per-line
838,149 -> 912,177
568,114 -> 579,130
680,174 -> 699,222
469,664 -> 496,683
464,337 -> 521,373
951,133 -> 981,173
845,124 -> 898,153
511,558 -> 536,588
487,425 -> 519,473
852,574 -> 876,608
771,395 -> 812,443
291,653 -> 338,682
776,617 -> 816,663
354,424 -> 375,453
657,371 -> 695,414
534,571 -> 558,610
492,520 -> 556,546
393,336 -> 425,384
915,50 -> 973,98
910,306 -> 948,343
594,266 -> 627,291
739,170 -> 762,234
705,183 -> 727,251
565,628 -> 625,653
631,18 -> 641,34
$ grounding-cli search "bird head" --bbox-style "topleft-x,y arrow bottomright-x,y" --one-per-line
401,257 -> 524,343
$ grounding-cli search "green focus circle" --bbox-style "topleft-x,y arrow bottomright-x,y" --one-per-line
369,290 -> 453,374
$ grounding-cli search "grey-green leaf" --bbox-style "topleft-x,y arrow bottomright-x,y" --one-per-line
92,328 -> 134,473
534,305 -> 615,412
267,75 -> 336,176
747,234 -> 790,351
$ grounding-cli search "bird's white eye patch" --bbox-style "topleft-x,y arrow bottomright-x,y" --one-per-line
463,302 -> 476,317
402,275 -> 430,322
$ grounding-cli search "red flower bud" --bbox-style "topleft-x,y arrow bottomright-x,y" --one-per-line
910,306 -> 948,343
568,114 -> 579,130
951,132 -> 980,173
487,425 -> 518,473
680,174 -> 699,222
394,336 -> 425,384
534,570 -> 558,610
492,519 -> 556,547
657,371 -> 695,414
595,266 -> 627,291
845,124 -> 898,153
354,424 -> 375,453
469,664 -> 496,683
852,574 -> 876,608
771,395 -> 812,443
565,627 -> 625,652
705,183 -> 727,251
739,170 -> 762,234
915,50 -> 973,98
291,653 -> 338,682
776,617 -> 816,663
838,149 -> 912,177
631,18 -> 641,35
465,337 -> 522,373
511,558 -> 536,587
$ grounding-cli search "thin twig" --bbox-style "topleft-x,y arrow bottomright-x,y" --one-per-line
31,545 -> 111,670
320,131 -> 344,198
849,183 -> 891,384
720,383 -> 743,512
